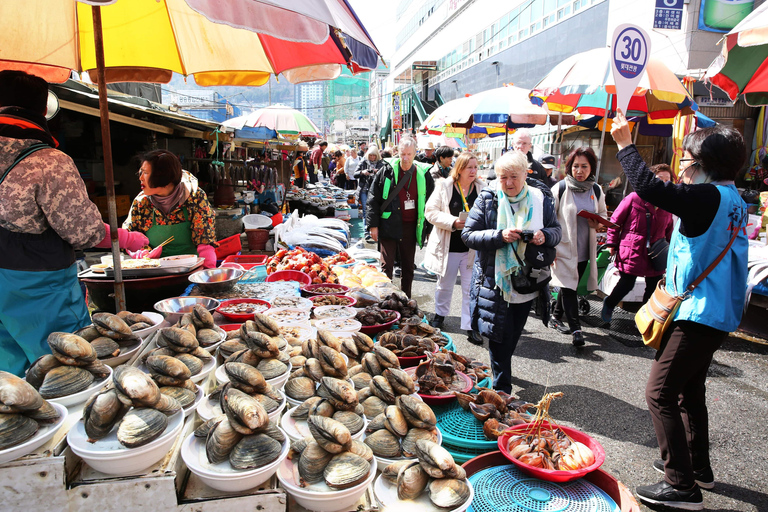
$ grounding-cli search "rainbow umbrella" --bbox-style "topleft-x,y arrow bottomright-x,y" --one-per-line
705,2 -> 768,106
222,105 -> 321,138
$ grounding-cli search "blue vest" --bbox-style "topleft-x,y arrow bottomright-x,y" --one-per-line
666,184 -> 748,332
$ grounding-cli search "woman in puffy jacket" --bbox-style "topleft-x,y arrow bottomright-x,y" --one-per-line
601,164 -> 674,323
462,150 -> 561,393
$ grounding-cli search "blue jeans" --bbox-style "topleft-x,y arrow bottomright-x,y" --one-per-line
359,189 -> 368,233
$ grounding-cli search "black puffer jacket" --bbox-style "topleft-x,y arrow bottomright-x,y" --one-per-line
461,186 -> 561,341
353,159 -> 382,194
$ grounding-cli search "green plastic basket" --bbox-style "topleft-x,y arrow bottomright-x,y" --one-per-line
471,377 -> 492,393
441,440 -> 496,464
434,401 -> 498,450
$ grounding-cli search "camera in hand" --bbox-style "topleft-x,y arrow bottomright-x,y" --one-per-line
520,230 -> 535,243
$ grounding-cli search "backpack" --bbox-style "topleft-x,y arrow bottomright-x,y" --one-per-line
556,180 -> 602,203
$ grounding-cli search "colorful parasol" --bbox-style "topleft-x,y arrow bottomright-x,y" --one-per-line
705,2 -> 768,106
221,105 -> 321,138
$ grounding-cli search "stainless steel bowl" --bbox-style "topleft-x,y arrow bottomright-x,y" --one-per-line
154,296 -> 221,324
188,268 -> 244,294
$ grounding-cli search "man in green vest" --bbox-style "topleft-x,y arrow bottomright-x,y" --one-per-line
367,136 -> 434,297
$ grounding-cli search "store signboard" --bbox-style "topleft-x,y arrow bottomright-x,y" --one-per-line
698,0 -> 755,33
654,0 -> 684,30
392,91 -> 402,130
611,24 -> 651,116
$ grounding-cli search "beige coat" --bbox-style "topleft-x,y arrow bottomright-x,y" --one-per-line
423,176 -> 486,277
551,182 -> 607,291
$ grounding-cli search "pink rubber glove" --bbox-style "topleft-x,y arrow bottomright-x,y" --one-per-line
96,223 -> 149,252
197,244 -> 217,269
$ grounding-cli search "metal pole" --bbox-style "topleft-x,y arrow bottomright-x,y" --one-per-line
595,93 -> 611,181
92,6 -> 125,312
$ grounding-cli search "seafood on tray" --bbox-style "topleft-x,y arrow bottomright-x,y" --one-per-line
323,251 -> 355,267
266,247 -> 338,284
377,331 -> 438,358
454,388 -> 534,441
378,292 -> 424,319
391,317 -> 449,349
355,306 -> 398,326
0,371 -> 61,450
412,355 -> 465,396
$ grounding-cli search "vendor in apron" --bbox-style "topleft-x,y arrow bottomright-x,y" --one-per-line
0,71 -> 149,376
124,150 -> 217,267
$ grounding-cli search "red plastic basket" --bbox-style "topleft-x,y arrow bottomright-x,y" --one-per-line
215,234 -> 242,259
216,299 -> 271,322
265,269 -> 312,286
223,254 -> 268,270
301,283 -> 350,296
497,420 -> 606,483
404,368 -> 472,405
359,310 -> 400,336
219,323 -> 242,333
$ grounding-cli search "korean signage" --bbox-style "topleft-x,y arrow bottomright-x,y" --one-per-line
654,0 -> 684,30
392,91 -> 402,130
611,24 -> 651,116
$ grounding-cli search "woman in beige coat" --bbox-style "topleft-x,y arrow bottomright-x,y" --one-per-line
423,152 -> 486,344
550,147 -> 607,346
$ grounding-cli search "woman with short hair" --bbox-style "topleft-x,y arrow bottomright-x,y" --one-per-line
549,147 -> 608,346
126,149 -> 217,268
612,111 -> 749,510
354,145 -> 383,241
462,150 -> 561,392
424,152 -> 486,344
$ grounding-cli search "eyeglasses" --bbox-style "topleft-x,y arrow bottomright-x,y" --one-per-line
679,158 -> 697,167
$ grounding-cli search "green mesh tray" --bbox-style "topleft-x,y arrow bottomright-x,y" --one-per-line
471,377 -> 491,392
441,440 -> 496,464
434,401 -> 498,449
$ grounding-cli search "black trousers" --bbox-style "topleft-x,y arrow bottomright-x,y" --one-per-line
488,299 -> 533,394
605,272 -> 663,311
379,222 -> 416,298
553,260 -> 588,332
646,320 -> 726,488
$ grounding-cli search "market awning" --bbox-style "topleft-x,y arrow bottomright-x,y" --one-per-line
379,111 -> 391,142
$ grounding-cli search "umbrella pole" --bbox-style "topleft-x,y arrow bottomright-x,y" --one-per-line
92,6 -> 126,312
595,93 -> 611,181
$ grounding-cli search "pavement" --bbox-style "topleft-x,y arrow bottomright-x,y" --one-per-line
368,240 -> 768,512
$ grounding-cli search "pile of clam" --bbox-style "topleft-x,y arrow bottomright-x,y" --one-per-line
217,315 -> 291,382
377,331 -> 438,358
391,317 -> 449,349
142,327 -> 214,382
0,371 -> 61,450
382,439 -> 470,508
283,332 -> 359,403
194,389 -> 286,470
26,332 -> 111,399
288,416 -> 373,489
506,427 -> 595,471
143,353 -> 205,409
290,379 -> 366,437
438,351 -> 491,384
363,395 -> 438,460
213,363 -> 285,415
83,366 -> 180,447
74,312 -> 149,361
174,305 -> 224,348
454,388 -> 533,441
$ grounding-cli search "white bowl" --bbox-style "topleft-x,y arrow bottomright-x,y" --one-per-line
215,362 -> 292,390
280,406 -> 367,442
181,428 -> 289,492
183,385 -> 204,418
285,395 -> 309,408
67,409 -> 184,476
367,429 -> 442,469
271,296 -> 314,311
373,472 -> 474,512
129,312 -> 166,340
313,306 -> 357,321
277,452 -> 377,512
0,403 -> 68,465
160,254 -> 198,268
279,325 -> 317,346
44,366 -> 113,408
100,254 -> 126,265
101,338 -> 144,368
314,318 -> 362,333
197,391 -> 286,424
265,307 -> 311,327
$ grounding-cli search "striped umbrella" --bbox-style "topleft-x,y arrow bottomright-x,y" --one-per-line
222,105 -> 321,138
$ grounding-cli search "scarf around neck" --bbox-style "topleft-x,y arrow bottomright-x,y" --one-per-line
0,106 -> 58,147
495,184 -> 533,303
150,182 -> 189,217
565,174 -> 595,193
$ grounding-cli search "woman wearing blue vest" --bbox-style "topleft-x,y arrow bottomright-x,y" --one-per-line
367,137 -> 434,298
612,110 -> 748,511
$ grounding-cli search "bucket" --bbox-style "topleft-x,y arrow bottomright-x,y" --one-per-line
243,214 -> 274,230
245,229 -> 270,251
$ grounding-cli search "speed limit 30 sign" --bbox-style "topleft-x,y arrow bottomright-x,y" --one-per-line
610,24 -> 651,116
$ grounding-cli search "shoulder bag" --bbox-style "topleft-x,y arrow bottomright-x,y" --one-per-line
645,205 -> 669,272
635,215 -> 743,350
379,168 -> 414,214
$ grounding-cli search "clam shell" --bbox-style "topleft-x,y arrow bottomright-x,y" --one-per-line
319,377 -> 357,410
382,459 -> 413,484
39,366 -> 94,399
350,372 -> 372,391
222,388 -> 269,434
157,327 -> 199,353
90,337 -> 121,359
74,325 -> 101,342
401,428 -> 438,458
256,358 -> 288,380
47,332 -> 97,366
219,340 -> 247,358
242,330 -> 279,358
194,415 -> 224,438
352,332 -> 374,353
160,386 -> 196,408
258,420 -> 286,443
347,440 -> 374,463
428,478 -> 470,508
153,393 -> 182,414
147,355 -> 192,380
83,388 -> 129,441
362,396 -> 387,419
24,355 -> 62,391
291,396 -> 323,419
383,368 -> 415,395
82,359 -> 111,379
361,352 -> 382,376
230,433 -> 282,469
0,371 -> 44,411
23,399 -> 59,424
93,312 -> 134,339
397,461 -> 429,500
225,362 -> 266,394
206,417 -> 242,464
113,365 -> 161,407
252,313 -> 280,337
298,441 -> 333,485
192,304 -> 214,329
363,429 -> 401,458
283,376 -> 316,401
316,330 -> 342,352
415,439 -> 456,477
384,405 -> 408,437
309,399 -> 335,418
196,328 -> 221,347
324,452 -> 370,490
307,415 -> 351,454
365,413 -> 386,434
373,345 -> 400,370
190,347 -> 214,362
371,375 -> 395,404
175,354 -> 204,376
116,408 -> 168,448
332,411 -> 364,435
318,346 -> 347,379
0,413 -> 38,450
397,395 -> 436,429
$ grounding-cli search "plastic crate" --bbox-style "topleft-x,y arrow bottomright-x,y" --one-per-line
215,234 -> 242,259
433,401 -> 498,450
223,254 -> 268,270
441,441 -> 496,464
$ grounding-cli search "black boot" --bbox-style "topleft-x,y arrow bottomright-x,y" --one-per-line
430,314 -> 444,329
467,330 -> 483,345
